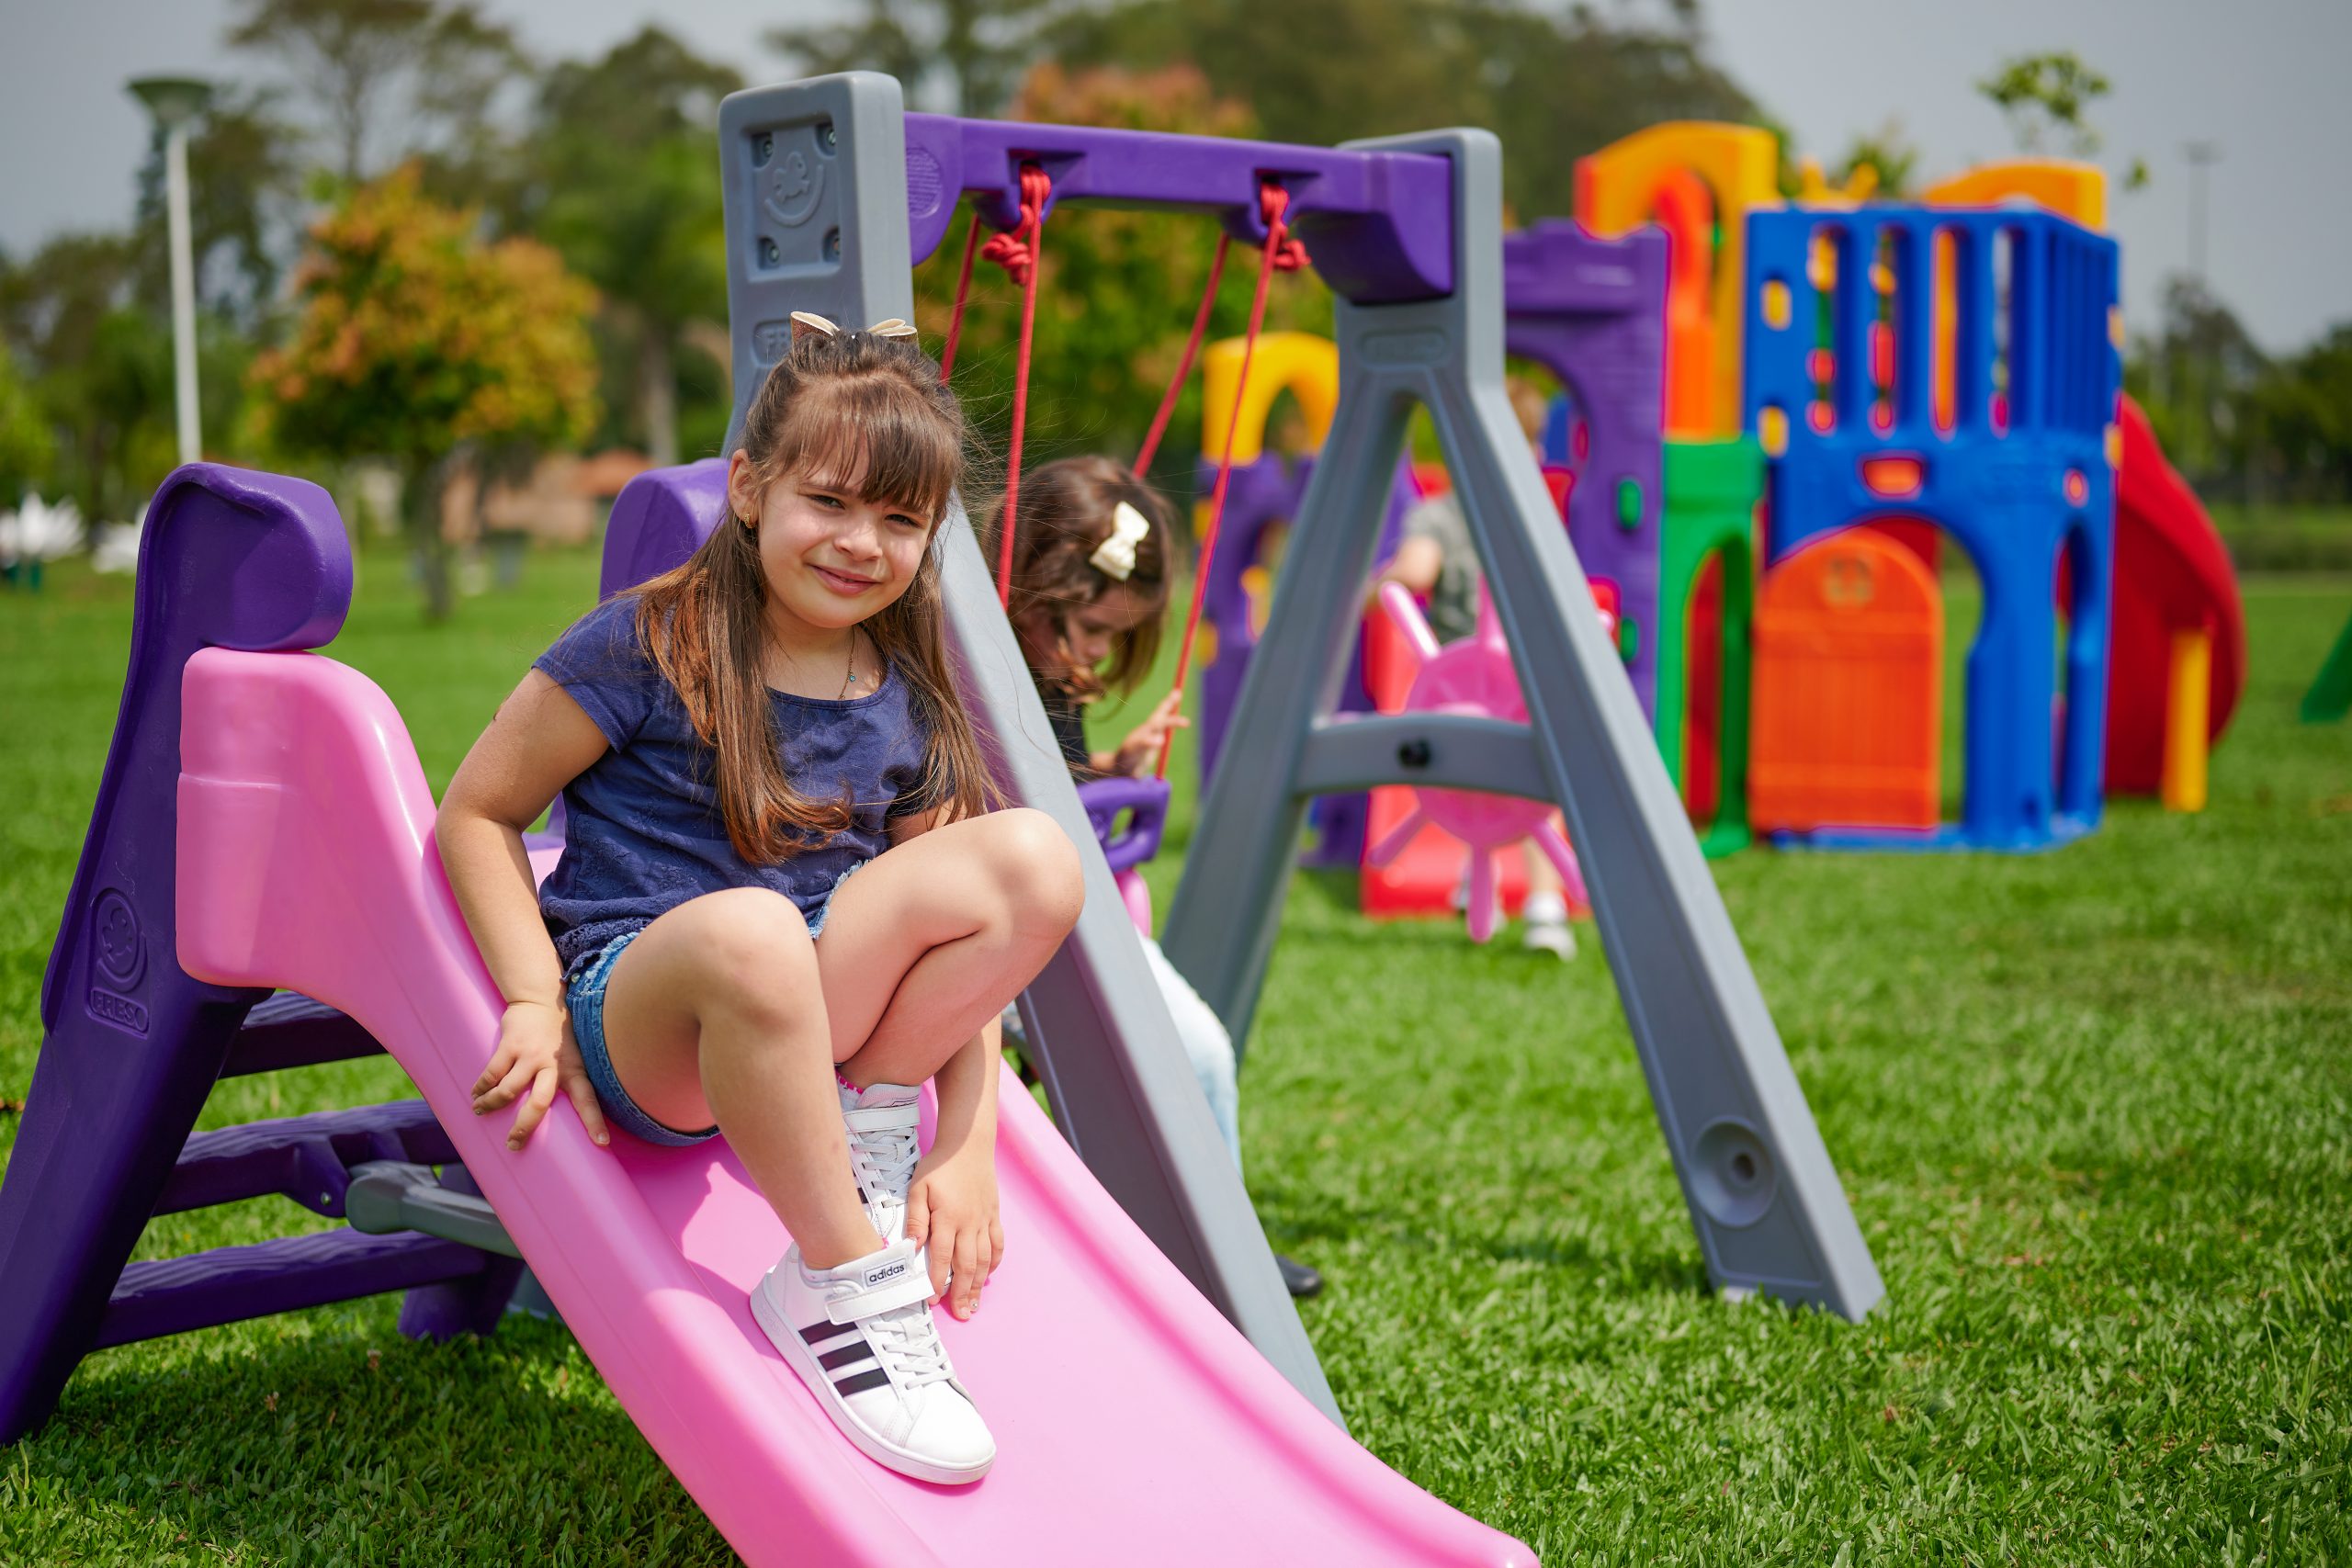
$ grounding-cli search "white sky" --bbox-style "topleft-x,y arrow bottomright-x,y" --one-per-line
3,0 -> 2346,351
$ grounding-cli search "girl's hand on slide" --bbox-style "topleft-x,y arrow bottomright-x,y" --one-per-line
1115,692 -> 1189,776
472,998 -> 610,1150
905,1144 -> 1003,1321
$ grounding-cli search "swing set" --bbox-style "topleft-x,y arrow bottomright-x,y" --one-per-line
3,73 -> 1878,1566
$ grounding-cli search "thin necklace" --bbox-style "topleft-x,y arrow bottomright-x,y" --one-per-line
840,632 -> 858,699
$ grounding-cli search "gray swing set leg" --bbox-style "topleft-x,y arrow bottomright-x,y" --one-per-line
715,73 -> 1340,1420
1161,128 -> 1884,1321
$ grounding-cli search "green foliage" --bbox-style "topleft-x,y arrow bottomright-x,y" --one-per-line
517,28 -> 741,464
1045,0 -> 1759,225
132,86 -> 306,324
0,345 -> 56,503
5,561 -> 2350,1562
0,231 -> 183,522
2127,280 -> 2352,511
1831,120 -> 1922,199
225,0 -> 526,189
1977,51 -> 2113,156
250,164 -> 599,471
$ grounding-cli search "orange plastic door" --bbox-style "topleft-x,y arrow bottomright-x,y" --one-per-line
1749,529 -> 1943,832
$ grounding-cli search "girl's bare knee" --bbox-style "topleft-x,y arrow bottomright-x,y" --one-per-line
980,807 -> 1083,937
675,888 -> 818,1019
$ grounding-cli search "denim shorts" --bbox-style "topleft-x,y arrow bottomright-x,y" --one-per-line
565,866 -> 861,1148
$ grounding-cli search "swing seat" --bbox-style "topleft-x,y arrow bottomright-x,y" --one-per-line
151,518 -> 1526,1564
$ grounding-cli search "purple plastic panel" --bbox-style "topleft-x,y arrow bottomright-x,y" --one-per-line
601,457 -> 729,602
1075,776 -> 1170,874
901,115 -> 1453,305
220,990 -> 382,1078
1196,454 -> 1412,782
153,1100 -> 457,1220
2,465 -> 356,1441
96,1230 -> 492,1351
1503,220 -> 1667,716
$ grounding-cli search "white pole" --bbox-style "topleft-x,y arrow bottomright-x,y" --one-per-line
164,121 -> 200,466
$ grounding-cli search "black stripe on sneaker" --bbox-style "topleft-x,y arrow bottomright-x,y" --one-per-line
834,1368 -> 892,1396
801,1319 -> 857,1346
819,1343 -> 875,1371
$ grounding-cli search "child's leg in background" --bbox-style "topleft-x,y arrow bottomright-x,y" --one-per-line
1139,935 -> 1243,1174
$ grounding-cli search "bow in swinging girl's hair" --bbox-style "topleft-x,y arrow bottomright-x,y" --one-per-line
788,310 -> 920,343
1088,501 -> 1153,582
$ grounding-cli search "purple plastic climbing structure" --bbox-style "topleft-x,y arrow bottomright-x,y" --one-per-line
1505,220 -> 1667,716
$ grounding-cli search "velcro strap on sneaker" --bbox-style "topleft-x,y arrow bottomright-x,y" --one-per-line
842,1104 -> 920,1134
827,1241 -> 933,1324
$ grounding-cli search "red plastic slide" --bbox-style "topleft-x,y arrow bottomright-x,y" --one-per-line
2105,396 -> 2246,794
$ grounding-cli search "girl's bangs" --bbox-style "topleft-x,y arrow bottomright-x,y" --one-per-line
774,373 -> 961,523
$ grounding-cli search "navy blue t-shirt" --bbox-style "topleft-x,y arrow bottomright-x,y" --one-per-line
534,594 -> 934,974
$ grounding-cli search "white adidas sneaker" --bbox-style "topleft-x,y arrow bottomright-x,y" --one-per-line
751,1237 -> 996,1485
839,1081 -> 922,1242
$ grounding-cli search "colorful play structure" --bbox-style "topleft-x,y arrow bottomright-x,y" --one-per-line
1197,121 -> 2248,861
1,74 -> 1883,1564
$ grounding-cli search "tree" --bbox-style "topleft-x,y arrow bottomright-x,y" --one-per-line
1977,51 -> 2111,157
0,345 -> 56,504
225,0 -> 526,190
520,28 -> 741,466
2243,325 -> 2352,502
251,165 -> 599,618
0,235 -> 178,523
2125,276 -> 2268,489
133,85 -> 306,324
1046,0 -> 1758,225
1832,120 -> 1922,200
768,0 -> 1056,118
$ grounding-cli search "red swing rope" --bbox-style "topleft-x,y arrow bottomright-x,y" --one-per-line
936,164 -> 1052,607
1158,181 -> 1309,779
936,210 -> 985,384
1132,234 -> 1230,480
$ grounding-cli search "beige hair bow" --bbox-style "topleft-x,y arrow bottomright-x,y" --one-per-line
789,310 -> 919,342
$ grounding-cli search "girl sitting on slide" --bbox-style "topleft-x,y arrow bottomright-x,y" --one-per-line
436,316 -> 1081,1487
1001,456 -> 1322,1299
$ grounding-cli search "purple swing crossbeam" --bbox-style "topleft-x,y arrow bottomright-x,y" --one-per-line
900,114 -> 1454,305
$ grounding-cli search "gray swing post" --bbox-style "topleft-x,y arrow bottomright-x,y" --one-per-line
713,74 -> 1341,1419
1161,129 -> 1884,1320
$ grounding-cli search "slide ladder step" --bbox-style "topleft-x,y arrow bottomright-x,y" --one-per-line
97,1229 -> 492,1349
222,991 -> 383,1078
156,1100 -> 455,1218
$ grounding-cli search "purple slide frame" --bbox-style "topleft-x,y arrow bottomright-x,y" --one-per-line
0,468 -> 522,1442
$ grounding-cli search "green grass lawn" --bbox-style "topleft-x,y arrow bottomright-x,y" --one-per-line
4,549 -> 2348,1564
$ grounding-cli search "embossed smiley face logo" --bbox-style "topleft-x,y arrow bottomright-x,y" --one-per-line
94,888 -> 145,988
763,150 -> 824,228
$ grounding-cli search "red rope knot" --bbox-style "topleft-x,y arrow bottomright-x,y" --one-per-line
981,163 -> 1053,285
1260,182 -> 1311,272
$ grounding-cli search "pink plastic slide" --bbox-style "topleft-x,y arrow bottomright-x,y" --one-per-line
174,647 -> 1535,1566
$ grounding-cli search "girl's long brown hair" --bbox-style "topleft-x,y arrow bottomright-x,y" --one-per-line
627,327 -> 1000,864
1005,456 -> 1178,702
